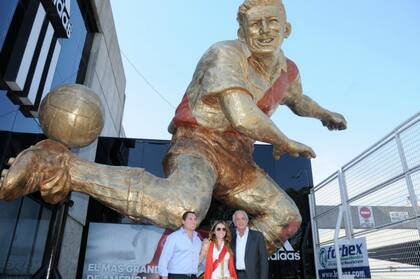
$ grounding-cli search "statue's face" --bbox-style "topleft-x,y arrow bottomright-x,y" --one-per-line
242,5 -> 285,55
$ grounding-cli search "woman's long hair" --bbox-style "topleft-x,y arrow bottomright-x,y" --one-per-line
208,220 -> 232,250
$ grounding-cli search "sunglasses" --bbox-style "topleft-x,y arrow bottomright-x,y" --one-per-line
216,227 -> 226,231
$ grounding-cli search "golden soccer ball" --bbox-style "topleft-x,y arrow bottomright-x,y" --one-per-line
39,84 -> 104,148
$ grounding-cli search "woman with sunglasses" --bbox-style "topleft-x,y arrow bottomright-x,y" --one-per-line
200,221 -> 238,279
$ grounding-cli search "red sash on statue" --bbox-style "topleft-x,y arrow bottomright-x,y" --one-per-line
172,59 -> 298,129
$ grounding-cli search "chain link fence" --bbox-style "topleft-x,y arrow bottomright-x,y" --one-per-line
309,112 -> 420,279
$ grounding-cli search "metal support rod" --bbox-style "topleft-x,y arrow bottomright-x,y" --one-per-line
334,206 -> 344,279
338,170 -> 353,239
334,205 -> 355,279
395,132 -> 420,238
31,197 -> 73,279
309,190 -> 321,279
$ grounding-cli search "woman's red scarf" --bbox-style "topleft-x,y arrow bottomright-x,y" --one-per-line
204,242 -> 238,279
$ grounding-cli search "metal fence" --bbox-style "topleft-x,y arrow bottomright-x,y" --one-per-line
309,112 -> 420,279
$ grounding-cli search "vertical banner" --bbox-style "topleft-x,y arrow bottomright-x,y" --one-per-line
317,238 -> 371,279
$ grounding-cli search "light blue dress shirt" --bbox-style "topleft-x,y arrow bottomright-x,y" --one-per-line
158,227 -> 202,276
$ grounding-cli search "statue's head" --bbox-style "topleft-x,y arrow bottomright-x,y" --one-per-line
237,0 -> 291,55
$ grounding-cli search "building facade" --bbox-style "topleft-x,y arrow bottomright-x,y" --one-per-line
0,0 -> 125,278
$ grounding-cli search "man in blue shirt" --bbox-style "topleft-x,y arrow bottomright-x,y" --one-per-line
158,211 -> 202,279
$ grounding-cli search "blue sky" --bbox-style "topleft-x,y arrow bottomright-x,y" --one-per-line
110,0 -> 420,183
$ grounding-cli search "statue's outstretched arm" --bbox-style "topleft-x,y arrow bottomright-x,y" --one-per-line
219,91 -> 315,159
283,75 -> 347,131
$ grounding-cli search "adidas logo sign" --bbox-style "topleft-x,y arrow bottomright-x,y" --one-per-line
269,240 -> 301,261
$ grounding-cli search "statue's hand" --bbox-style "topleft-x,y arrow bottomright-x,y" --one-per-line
0,139 -> 73,204
321,112 -> 347,130
273,140 -> 316,160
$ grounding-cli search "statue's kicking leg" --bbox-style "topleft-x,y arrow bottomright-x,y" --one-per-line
220,173 -> 302,254
0,139 -> 216,228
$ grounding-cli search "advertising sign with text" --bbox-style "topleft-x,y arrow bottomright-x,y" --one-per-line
83,223 -> 166,279
317,238 -> 371,279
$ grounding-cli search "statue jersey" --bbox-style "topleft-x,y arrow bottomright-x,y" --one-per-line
171,39 -> 299,133
164,40 -> 299,193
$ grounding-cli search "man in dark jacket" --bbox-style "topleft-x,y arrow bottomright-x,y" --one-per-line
232,210 -> 268,279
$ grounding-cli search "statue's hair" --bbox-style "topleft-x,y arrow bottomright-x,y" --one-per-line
237,0 -> 287,25
237,0 -> 288,40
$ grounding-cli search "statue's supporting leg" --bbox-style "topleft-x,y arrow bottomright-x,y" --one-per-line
0,140 -> 216,229
222,174 -> 302,253
70,152 -> 216,228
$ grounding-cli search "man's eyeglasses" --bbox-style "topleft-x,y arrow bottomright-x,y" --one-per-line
216,227 -> 226,231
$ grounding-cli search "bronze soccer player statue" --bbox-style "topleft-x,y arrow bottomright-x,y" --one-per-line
0,0 -> 346,253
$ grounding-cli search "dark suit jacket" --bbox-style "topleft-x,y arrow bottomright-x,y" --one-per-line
232,228 -> 269,279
